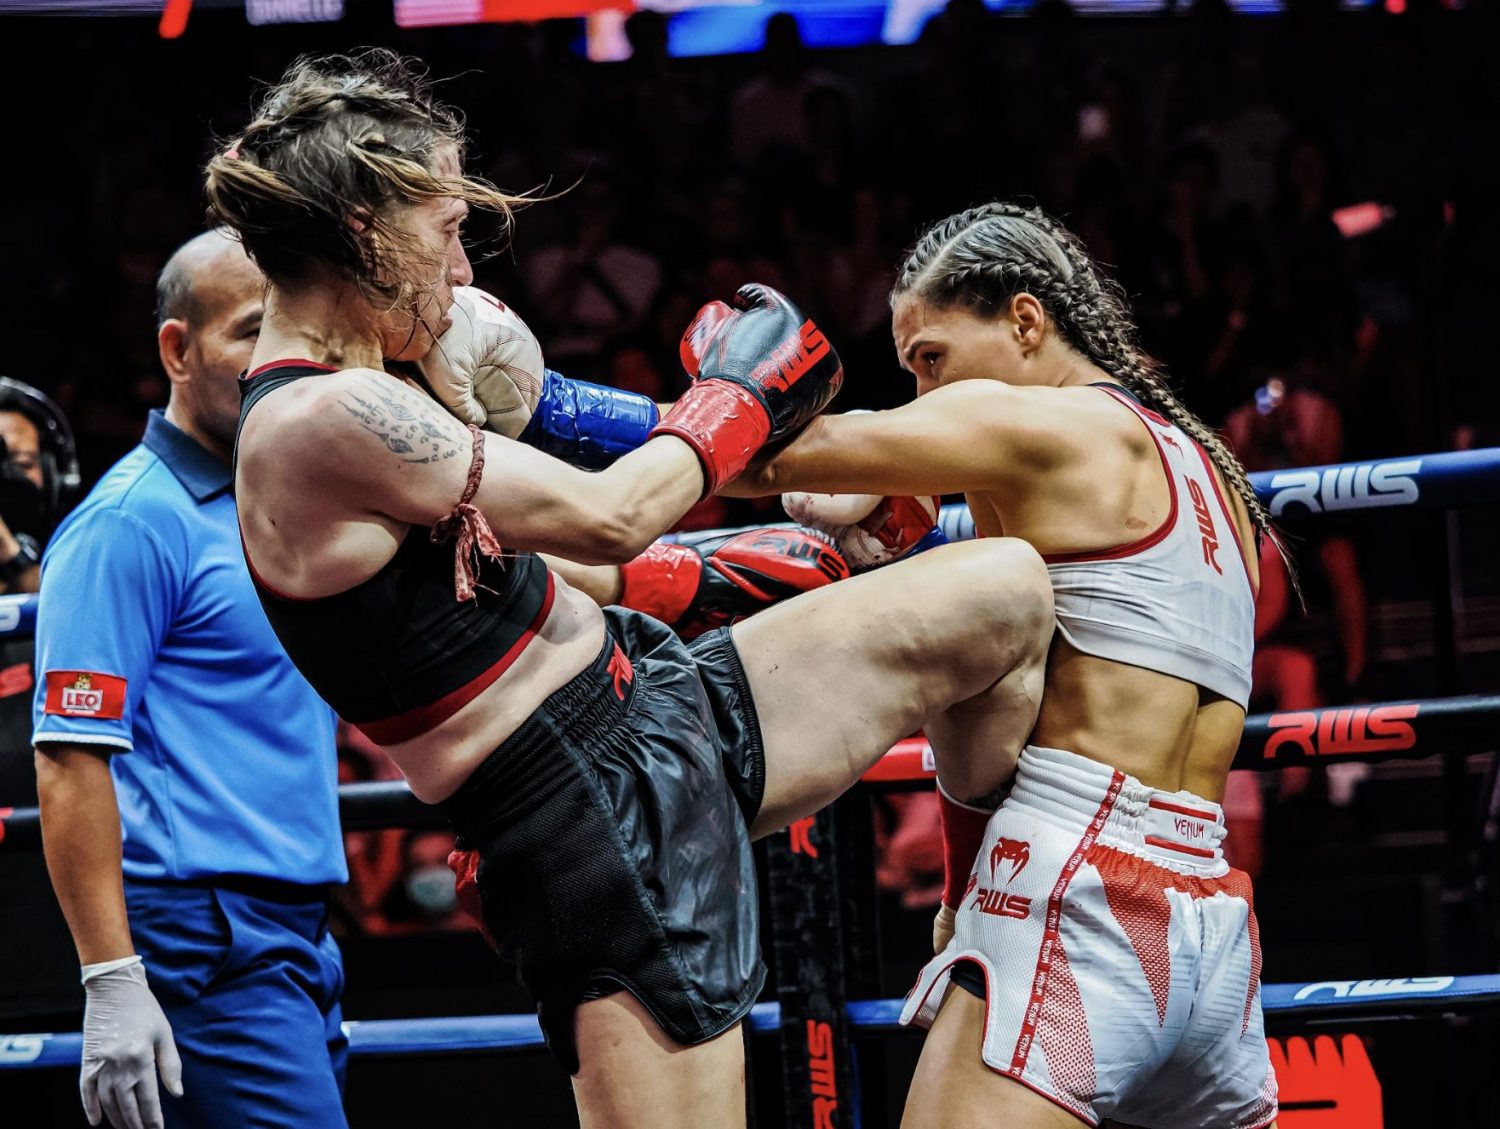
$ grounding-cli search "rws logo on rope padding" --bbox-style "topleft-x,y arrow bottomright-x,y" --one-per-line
1266,459 -> 1421,516
0,1034 -> 49,1064
1292,976 -> 1455,1001
1263,705 -> 1419,760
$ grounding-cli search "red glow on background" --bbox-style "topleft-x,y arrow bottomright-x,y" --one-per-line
159,0 -> 191,37
1331,202 -> 1393,239
1385,0 -> 1406,13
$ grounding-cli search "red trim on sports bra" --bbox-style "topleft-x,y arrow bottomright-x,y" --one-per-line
1189,440 -> 1259,599
238,529 -> 317,603
1042,387 -> 1178,565
356,572 -> 558,746
243,358 -> 341,381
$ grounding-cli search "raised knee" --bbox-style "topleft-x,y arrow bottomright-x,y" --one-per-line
923,539 -> 1053,670
962,540 -> 1053,648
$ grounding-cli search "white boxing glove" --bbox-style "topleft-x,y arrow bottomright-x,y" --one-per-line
783,491 -> 942,572
419,286 -> 545,438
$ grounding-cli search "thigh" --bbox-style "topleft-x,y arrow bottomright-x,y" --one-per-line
572,991 -> 746,1129
732,539 -> 1051,836
903,986 -> 1089,1129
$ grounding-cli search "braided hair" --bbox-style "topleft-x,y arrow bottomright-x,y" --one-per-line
205,48 -> 528,316
893,201 -> 1291,580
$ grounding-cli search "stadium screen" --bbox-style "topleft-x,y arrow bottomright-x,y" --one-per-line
393,0 -> 1325,55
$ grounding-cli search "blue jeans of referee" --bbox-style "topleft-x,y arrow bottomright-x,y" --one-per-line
125,877 -> 348,1129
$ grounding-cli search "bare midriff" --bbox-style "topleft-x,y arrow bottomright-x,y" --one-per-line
1032,636 -> 1244,801
375,578 -> 605,804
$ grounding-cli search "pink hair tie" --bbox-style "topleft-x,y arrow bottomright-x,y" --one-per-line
224,143 -> 242,160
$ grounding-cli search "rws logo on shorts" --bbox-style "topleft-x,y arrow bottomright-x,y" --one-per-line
971,888 -> 1032,920
1266,459 -> 1421,516
1263,705 -> 1419,761
43,671 -> 127,720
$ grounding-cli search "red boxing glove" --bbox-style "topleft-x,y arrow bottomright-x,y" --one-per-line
619,527 -> 850,640
655,284 -> 843,495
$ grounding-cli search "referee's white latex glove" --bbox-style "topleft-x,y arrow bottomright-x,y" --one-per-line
80,958 -> 182,1129
419,286 -> 545,438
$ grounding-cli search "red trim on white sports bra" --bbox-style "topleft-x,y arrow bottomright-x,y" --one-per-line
243,358 -> 340,381
1189,440 -> 1258,599
1041,387 -> 1178,565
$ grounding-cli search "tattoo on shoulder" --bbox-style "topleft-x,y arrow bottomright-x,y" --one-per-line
338,378 -> 464,465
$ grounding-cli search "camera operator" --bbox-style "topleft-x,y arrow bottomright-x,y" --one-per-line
0,376 -> 79,595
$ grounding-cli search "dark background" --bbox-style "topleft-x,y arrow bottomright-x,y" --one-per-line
2,0 -> 1499,1124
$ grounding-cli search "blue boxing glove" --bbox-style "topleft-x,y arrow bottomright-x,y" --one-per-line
420,286 -> 658,469
519,368 -> 660,471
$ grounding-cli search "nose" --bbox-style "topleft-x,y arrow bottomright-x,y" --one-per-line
449,237 -> 474,288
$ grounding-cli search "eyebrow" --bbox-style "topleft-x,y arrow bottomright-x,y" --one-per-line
902,338 -> 932,368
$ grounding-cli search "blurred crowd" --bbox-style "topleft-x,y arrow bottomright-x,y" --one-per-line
2,0 -> 1495,931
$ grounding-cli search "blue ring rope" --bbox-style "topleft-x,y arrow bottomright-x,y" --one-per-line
5,974 -> 1496,1070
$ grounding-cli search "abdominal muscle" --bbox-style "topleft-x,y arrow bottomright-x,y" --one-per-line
374,575 -> 607,804
1033,635 -> 1245,802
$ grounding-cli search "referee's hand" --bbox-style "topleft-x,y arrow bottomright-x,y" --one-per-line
80,958 -> 183,1129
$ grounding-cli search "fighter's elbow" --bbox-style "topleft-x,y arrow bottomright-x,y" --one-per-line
581,511 -> 656,566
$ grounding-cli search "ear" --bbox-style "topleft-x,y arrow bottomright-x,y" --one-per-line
157,319 -> 192,387
347,209 -> 372,235
1008,293 -> 1047,354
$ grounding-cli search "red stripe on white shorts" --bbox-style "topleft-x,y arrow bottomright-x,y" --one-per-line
1147,797 -> 1217,821
1008,769 -> 1126,1077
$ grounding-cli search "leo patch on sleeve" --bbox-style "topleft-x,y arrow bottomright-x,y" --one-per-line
43,671 -> 127,719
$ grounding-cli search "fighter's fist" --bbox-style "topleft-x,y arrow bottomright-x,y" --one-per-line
419,286 -> 544,438
783,492 -> 944,572
655,284 -> 843,494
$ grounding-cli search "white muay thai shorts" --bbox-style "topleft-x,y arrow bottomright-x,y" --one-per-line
901,745 -> 1278,1128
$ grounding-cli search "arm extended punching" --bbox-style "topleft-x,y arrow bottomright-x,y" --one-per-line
725,380 -> 1086,499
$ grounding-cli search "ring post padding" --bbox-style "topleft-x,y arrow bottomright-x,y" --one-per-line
765,804 -> 857,1129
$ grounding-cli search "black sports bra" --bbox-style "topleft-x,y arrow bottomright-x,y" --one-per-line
236,361 -> 553,744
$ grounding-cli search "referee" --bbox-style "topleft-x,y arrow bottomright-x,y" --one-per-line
31,229 -> 349,1129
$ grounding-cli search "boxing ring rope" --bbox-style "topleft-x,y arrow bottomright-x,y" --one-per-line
1,695 -> 1497,850
662,447 -> 1500,549
5,974 -> 1498,1072
3,446 -> 1499,1125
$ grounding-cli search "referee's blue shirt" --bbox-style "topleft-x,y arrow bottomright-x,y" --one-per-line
31,410 -> 346,885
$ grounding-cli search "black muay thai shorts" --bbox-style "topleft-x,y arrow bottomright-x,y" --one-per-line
440,606 -> 766,1074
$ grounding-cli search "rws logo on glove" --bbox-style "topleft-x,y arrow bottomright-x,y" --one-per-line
749,321 -> 831,393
